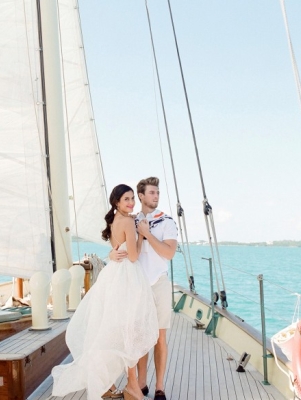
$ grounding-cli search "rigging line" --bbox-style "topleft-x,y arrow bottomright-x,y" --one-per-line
36,0 -> 57,271
35,0 -> 76,272
166,0 -> 206,198
228,288 -> 293,325
57,0 -> 81,263
145,0 -> 194,283
150,46 -> 173,217
279,0 -> 301,112
145,0 -> 179,204
167,0 -> 227,294
23,0 -> 49,262
35,0 -> 77,268
209,211 -> 226,290
177,216 -> 192,284
76,0 -> 109,207
203,210 -> 221,294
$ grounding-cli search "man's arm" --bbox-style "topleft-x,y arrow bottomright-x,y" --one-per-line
137,219 -> 177,260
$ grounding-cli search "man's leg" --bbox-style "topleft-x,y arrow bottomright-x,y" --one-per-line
154,329 -> 167,391
137,353 -> 148,389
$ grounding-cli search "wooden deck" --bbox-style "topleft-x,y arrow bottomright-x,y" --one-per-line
28,311 -> 286,400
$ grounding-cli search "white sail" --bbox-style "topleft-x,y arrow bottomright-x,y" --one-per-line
58,0 -> 108,244
0,0 -> 108,281
0,1 -> 53,278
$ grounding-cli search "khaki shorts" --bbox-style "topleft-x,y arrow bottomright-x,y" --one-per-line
151,274 -> 172,329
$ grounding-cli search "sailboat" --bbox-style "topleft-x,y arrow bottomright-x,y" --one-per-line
0,0 -> 300,399
0,0 -> 108,398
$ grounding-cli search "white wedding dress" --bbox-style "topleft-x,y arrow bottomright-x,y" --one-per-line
52,243 -> 159,400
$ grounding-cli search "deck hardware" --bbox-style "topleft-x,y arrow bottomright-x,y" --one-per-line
194,319 -> 205,329
189,275 -> 196,294
25,356 -> 32,367
173,293 -> 187,312
220,290 -> 228,309
212,291 -> 219,304
205,311 -> 219,337
236,352 -> 251,372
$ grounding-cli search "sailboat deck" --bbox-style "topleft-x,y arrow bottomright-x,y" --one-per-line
28,311 -> 285,400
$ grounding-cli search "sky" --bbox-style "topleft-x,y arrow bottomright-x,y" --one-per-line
77,0 -> 301,243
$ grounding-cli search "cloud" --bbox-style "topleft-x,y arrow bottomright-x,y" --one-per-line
214,208 -> 232,224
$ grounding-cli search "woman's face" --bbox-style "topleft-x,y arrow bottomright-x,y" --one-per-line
116,190 -> 135,214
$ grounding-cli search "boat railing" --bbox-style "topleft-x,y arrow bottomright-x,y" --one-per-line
170,253 -> 300,389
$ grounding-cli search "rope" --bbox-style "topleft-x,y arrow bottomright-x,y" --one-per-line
279,0 -> 301,113
166,0 -> 227,297
145,0 -> 195,289
150,37 -> 173,217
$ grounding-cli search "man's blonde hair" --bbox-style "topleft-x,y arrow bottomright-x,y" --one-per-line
137,177 -> 159,199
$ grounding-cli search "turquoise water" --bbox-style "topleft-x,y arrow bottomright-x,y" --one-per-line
2,242 -> 300,339
71,241 -> 301,338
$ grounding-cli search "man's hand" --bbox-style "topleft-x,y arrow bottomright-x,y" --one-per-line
137,219 -> 177,260
109,244 -> 128,262
137,219 -> 149,238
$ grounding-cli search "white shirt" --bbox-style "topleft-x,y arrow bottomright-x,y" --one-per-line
136,209 -> 178,285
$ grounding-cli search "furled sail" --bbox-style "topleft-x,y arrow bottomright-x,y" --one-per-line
58,0 -> 108,244
0,1 -> 53,278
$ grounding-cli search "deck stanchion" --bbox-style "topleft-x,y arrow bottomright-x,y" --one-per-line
257,274 -> 271,385
202,257 -> 217,338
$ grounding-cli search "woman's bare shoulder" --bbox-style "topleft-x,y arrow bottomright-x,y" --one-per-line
124,216 -> 135,227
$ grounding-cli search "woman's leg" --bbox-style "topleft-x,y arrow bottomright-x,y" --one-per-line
125,367 -> 144,399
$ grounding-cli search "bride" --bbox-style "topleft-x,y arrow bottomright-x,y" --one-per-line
52,184 -> 159,400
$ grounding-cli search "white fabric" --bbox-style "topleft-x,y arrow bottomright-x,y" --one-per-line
52,242 -> 158,400
58,1 -> 108,244
136,209 -> 178,285
0,1 -> 52,278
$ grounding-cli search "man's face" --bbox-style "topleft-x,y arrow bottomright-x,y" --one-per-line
139,185 -> 159,209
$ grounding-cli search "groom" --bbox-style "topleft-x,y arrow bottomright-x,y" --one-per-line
111,177 -> 177,400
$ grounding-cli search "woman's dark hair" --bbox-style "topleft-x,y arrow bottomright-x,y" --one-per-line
101,184 -> 133,241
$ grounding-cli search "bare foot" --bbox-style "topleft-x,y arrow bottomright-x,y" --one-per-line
124,385 -> 145,400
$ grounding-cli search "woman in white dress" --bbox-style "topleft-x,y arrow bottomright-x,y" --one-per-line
52,184 -> 159,400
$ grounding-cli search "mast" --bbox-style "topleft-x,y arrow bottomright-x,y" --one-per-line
38,0 -> 72,270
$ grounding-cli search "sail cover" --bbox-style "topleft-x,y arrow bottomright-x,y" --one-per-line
0,1 -> 53,278
58,0 -> 108,244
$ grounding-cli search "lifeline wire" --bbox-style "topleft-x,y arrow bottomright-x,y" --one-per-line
166,0 -> 227,298
145,0 -> 195,290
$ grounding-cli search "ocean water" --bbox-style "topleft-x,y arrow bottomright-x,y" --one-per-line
71,241 -> 301,338
2,242 -> 300,339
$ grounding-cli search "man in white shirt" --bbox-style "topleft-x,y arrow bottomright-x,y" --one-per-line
136,177 -> 177,400
110,177 -> 177,400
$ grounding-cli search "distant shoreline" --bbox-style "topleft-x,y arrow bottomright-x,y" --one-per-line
71,237 -> 301,247
189,240 -> 301,247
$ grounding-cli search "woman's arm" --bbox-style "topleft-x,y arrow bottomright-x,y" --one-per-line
124,218 -> 139,262
137,233 -> 144,255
